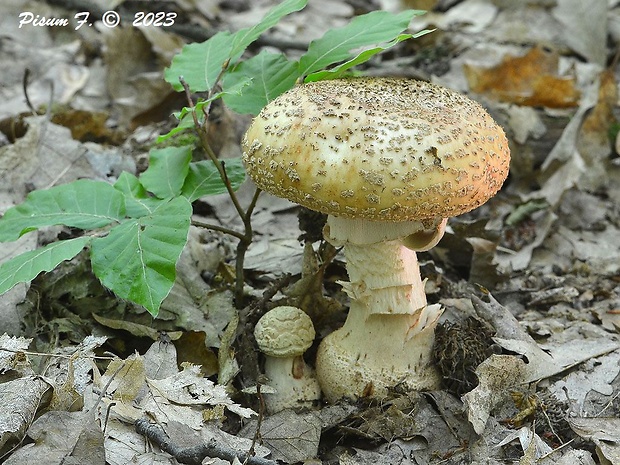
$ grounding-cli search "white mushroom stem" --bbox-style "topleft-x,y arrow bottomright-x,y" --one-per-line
315,216 -> 447,401
340,239 -> 428,317
263,355 -> 321,413
253,306 -> 321,413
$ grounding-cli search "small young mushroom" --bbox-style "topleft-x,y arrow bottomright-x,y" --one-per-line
253,306 -> 321,413
243,78 -> 510,401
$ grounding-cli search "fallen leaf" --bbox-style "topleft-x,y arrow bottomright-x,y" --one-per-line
552,0 -> 607,65
506,105 -> 547,145
411,0 -> 498,34
92,312 -> 162,340
144,339 -> 179,380
0,334 -> 32,374
496,426 -> 552,463
569,417 -> 620,465
100,353 -> 147,403
3,411 -> 104,465
51,109 -> 122,144
548,350 -> 620,415
576,69 -> 618,191
0,376 -> 52,457
173,331 -> 219,377
0,117 -> 99,199
102,418 -> 154,465
464,46 -> 580,108
495,210 -> 556,272
462,354 -> 526,434
146,364 -> 255,419
253,410 -> 321,463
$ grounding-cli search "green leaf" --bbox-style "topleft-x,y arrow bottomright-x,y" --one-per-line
305,31 -> 433,82
90,197 -> 192,316
114,172 -> 161,218
506,200 -> 549,226
156,110 -> 199,143
222,51 -> 300,115
157,82 -> 249,142
0,180 -> 125,242
229,0 -> 307,59
0,237 -> 91,294
165,31 -> 233,92
140,146 -> 192,199
164,0 -> 306,93
182,158 -> 246,202
298,9 -> 423,77
156,97 -> 223,143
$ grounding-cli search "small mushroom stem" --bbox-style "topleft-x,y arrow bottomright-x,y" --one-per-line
316,216 -> 446,401
262,356 -> 321,413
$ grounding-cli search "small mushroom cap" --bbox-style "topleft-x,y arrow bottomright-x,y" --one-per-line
242,78 -> 510,222
254,306 -> 315,357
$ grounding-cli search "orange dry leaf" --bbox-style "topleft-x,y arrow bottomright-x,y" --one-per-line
580,69 -> 618,147
463,46 -> 580,108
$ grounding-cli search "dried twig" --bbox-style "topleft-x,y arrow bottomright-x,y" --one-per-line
135,418 -> 277,465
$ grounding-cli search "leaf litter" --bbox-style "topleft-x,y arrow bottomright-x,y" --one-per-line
1,0 -> 620,463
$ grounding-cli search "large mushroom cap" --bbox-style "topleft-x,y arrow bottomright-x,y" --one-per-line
242,78 -> 510,222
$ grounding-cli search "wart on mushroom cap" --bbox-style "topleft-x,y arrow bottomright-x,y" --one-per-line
243,78 -> 510,401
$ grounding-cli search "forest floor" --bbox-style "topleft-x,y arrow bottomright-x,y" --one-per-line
1,0 -> 620,464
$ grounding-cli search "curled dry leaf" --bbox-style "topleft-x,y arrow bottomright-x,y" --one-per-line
496,426 -> 552,463
462,354 -> 526,434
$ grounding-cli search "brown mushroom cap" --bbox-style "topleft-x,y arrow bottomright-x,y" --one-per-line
242,78 -> 510,222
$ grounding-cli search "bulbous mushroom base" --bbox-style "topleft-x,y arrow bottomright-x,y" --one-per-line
315,304 -> 442,402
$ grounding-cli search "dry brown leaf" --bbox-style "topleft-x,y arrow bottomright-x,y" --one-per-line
463,46 -> 580,108
173,331 -> 219,377
2,410 -> 103,465
580,69 -> 618,144
51,109 -> 122,144
576,69 -> 619,190
100,353 -> 147,403
0,377 -> 52,457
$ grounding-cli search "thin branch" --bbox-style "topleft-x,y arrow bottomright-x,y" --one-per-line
245,185 -> 262,221
0,347 -> 115,361
178,77 -> 261,307
233,186 -> 262,306
245,376 -> 267,464
203,140 -> 249,222
179,78 -> 248,223
135,418 -> 277,465
191,219 -> 246,241
22,69 -> 37,114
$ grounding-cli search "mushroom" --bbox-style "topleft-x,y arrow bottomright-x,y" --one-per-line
253,306 -> 321,412
242,78 -> 510,401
